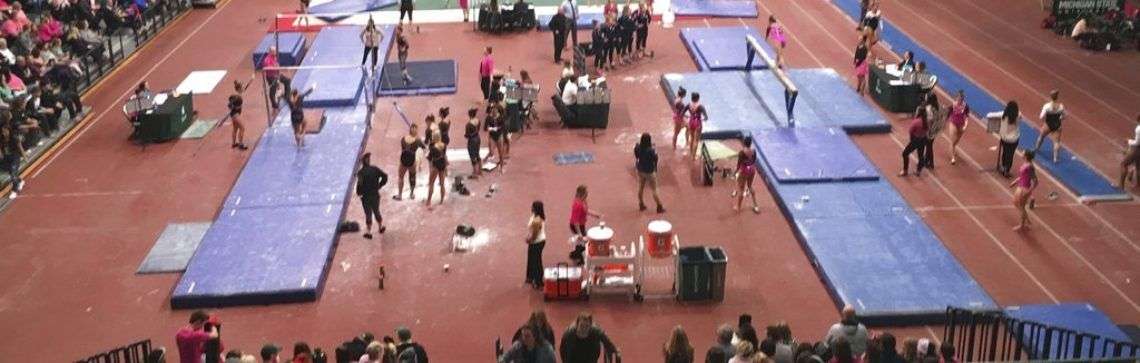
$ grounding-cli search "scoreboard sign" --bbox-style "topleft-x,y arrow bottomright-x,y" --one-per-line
1052,0 -> 1125,18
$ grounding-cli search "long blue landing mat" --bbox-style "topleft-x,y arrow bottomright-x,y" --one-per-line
671,0 -> 757,18
293,68 -> 366,107
309,0 -> 397,14
172,104 -> 369,308
1005,303 -> 1138,359
537,11 -> 604,31
832,0 -> 1128,201
253,32 -> 306,69
302,26 -> 369,66
660,70 -> 890,135
377,60 -> 457,96
760,173 -> 997,324
754,127 -> 879,183
679,26 -> 771,71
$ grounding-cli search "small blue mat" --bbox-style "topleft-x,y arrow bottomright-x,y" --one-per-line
554,151 -> 595,165
137,222 -> 212,274
377,60 -> 457,96
671,0 -> 757,17
754,127 -> 879,183
253,33 -> 306,69
1005,303 -> 1138,359
679,26 -> 772,71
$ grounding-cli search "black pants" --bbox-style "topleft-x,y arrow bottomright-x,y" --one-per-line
924,136 -> 936,168
400,3 -> 413,22
553,32 -> 567,61
999,140 -> 1018,175
3,156 -> 18,190
901,135 -> 928,173
360,193 -> 381,228
362,46 -> 378,68
594,46 -> 606,68
525,241 -> 545,285
636,29 -> 648,50
480,76 -> 491,100
570,223 -> 586,236
61,90 -> 82,115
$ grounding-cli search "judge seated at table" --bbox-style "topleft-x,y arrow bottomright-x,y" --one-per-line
897,51 -> 915,72
904,61 -> 936,95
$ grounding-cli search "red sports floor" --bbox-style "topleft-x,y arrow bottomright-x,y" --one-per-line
0,0 -> 1137,361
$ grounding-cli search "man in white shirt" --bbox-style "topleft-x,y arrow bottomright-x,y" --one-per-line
1120,113 -> 1140,188
0,39 -> 14,65
561,79 -> 578,105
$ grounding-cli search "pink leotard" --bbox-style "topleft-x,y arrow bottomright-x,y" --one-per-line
949,101 -> 970,129
1017,163 -> 1035,189
738,149 -> 757,178
673,99 -> 687,126
688,103 -> 704,131
767,23 -> 787,47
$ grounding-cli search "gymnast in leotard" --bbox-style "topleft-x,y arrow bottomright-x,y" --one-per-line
672,87 -> 688,150
734,137 -> 760,214
226,74 -> 255,150
465,108 -> 482,178
765,16 -> 787,68
686,92 -> 708,160
425,133 -> 448,209
286,84 -> 316,148
395,123 -> 425,201
946,90 -> 971,165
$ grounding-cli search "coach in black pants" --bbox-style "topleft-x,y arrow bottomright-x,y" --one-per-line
356,153 -> 389,239
550,8 -> 569,63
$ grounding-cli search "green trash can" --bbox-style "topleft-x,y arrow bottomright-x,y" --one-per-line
708,247 -> 727,302
678,246 -> 711,301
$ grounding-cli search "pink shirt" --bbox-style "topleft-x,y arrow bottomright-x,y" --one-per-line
570,198 -> 587,225
175,327 -> 210,363
908,117 -> 927,138
1017,163 -> 1035,189
1,19 -> 21,37
37,20 -> 63,43
262,52 -> 280,77
6,73 -> 25,91
479,54 -> 494,77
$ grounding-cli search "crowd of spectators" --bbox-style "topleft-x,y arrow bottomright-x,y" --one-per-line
168,306 -> 963,363
0,0 -> 182,194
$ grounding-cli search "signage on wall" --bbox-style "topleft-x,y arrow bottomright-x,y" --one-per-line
1052,0 -> 1125,17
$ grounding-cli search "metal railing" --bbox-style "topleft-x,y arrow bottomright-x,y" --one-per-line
943,307 -> 1140,362
76,339 -> 156,363
0,0 -> 193,192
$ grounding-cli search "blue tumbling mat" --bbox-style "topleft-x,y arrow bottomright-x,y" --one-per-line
292,68 -> 366,107
253,32 -> 306,69
310,0 -> 397,14
302,26 -> 369,66
171,32 -> 375,308
660,72 -> 778,137
1005,303 -> 1138,359
377,60 -> 457,96
671,0 -> 757,18
790,68 -> 890,133
537,11 -> 604,31
762,177 -> 997,324
832,0 -> 1128,201
679,26 -> 772,71
753,127 -> 879,183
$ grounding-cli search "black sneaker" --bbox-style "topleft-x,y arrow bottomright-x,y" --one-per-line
237,144 -> 249,150
639,203 -> 647,211
363,233 -> 373,239
656,205 -> 665,213
379,226 -> 387,234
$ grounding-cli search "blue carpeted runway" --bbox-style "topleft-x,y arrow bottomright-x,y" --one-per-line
537,11 -> 604,31
754,127 -> 879,183
1004,303 -> 1138,359
679,26 -> 772,71
376,60 -> 457,96
171,26 -> 382,308
253,32 -> 307,69
832,0 -> 1128,202
671,0 -> 757,18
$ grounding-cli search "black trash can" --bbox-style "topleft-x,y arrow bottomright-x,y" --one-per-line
678,246 -> 711,301
707,247 -> 727,302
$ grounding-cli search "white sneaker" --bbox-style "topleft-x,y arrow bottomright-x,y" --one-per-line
7,191 -> 16,199
14,180 -> 23,192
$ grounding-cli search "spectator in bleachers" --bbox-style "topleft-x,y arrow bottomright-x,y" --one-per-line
823,306 -> 868,358
69,19 -> 105,63
916,339 -> 938,363
0,39 -> 15,64
729,340 -> 758,363
900,338 -> 917,363
175,310 -> 220,363
499,325 -> 557,363
260,344 -> 281,363
871,333 -> 905,363
395,327 -> 429,363
705,324 -> 736,363
36,13 -> 64,43
1,124 -> 26,196
828,337 -> 860,363
204,315 -> 226,363
939,344 -> 958,363
291,342 -> 314,363
559,312 -> 618,363
359,341 -> 395,363
663,325 -> 694,363
763,323 -> 795,363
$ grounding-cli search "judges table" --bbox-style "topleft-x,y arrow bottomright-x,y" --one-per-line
131,92 -> 194,143
869,64 -> 921,113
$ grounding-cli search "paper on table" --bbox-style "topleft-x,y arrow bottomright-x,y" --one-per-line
153,93 -> 169,105
175,70 -> 228,95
